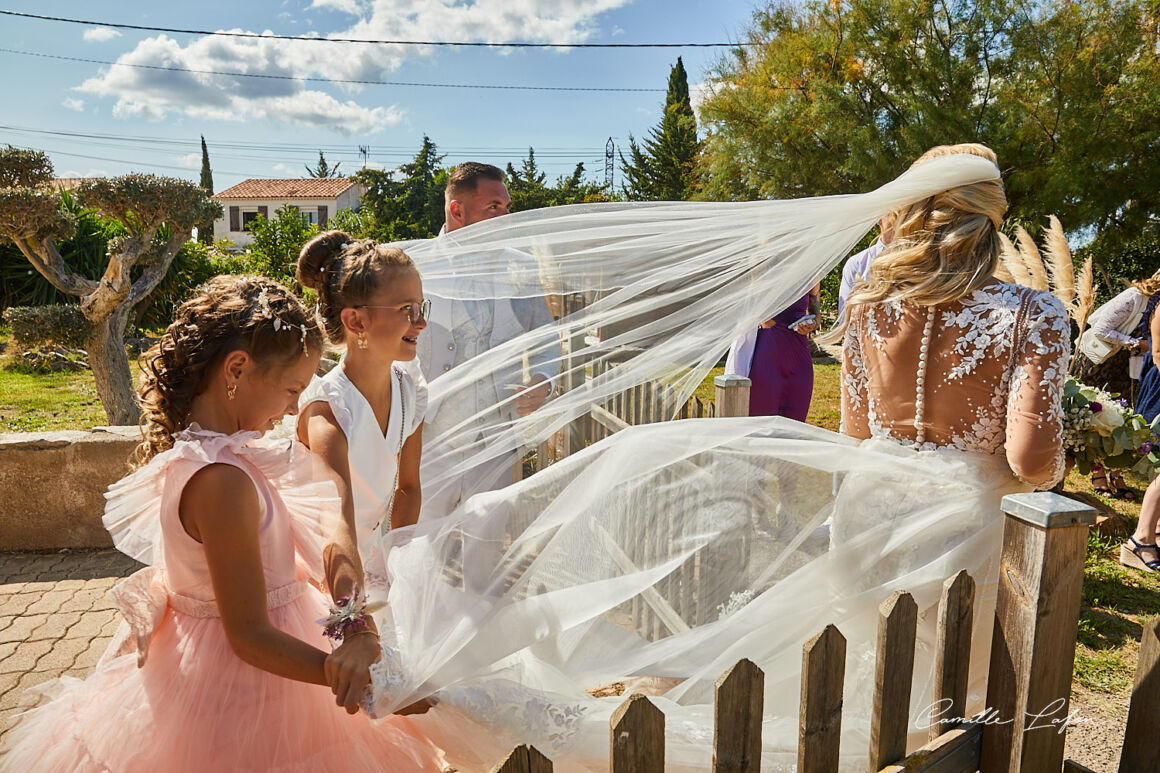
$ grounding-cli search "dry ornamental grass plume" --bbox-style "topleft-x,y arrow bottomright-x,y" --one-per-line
1014,225 -> 1050,291
1074,255 -> 1096,335
1043,215 -> 1075,309
998,232 -> 1033,286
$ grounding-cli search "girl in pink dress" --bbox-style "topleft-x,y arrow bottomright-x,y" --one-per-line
0,276 -> 442,772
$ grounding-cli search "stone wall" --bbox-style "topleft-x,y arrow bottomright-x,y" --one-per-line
0,427 -> 139,550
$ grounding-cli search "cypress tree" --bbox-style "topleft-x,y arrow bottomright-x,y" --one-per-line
198,135 -> 214,243
620,57 -> 700,201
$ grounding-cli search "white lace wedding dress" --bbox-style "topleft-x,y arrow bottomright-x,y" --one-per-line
358,279 -> 1068,771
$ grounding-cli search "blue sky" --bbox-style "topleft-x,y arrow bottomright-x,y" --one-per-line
0,0 -> 758,192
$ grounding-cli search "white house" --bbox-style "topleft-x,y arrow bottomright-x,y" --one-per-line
212,178 -> 365,247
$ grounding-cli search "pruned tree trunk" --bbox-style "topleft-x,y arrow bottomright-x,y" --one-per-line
0,158 -> 222,428
86,304 -> 138,425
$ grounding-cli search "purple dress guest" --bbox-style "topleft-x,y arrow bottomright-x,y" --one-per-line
726,293 -> 815,420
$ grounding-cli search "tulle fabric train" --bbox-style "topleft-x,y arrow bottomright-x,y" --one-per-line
363,417 -> 1028,772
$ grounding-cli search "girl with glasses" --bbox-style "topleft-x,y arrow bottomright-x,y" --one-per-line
293,230 -> 432,714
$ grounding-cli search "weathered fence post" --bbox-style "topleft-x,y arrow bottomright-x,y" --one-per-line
611,693 -> 665,772
1120,615 -> 1160,771
799,623 -> 846,773
714,374 -> 751,418
980,491 -> 1095,772
930,570 -> 975,741
714,658 -> 764,773
869,591 -> 918,770
491,744 -> 553,773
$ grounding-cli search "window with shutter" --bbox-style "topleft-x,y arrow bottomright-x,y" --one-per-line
229,206 -> 239,231
257,205 -> 268,218
318,205 -> 328,227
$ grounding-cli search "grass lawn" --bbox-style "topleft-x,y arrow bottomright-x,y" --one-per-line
2,341 -> 1154,710
0,327 -> 113,432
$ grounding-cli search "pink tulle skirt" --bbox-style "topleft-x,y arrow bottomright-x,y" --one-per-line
1,589 -> 444,772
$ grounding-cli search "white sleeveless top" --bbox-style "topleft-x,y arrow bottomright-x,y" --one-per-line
298,357 -> 427,575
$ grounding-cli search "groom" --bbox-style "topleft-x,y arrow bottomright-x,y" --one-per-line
417,162 -> 560,519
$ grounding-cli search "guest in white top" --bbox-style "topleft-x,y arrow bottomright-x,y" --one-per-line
837,215 -> 894,318
294,230 -> 431,714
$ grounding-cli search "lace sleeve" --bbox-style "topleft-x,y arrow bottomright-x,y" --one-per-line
1090,288 -> 1144,347
1005,291 -> 1070,487
840,309 -> 871,439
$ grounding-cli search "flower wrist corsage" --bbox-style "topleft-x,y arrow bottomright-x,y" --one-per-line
318,590 -> 384,643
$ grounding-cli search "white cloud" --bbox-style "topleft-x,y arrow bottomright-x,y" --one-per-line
310,0 -> 363,13
76,1 -> 633,131
83,27 -> 122,43
61,98 -> 85,112
689,80 -> 711,121
178,152 -> 202,168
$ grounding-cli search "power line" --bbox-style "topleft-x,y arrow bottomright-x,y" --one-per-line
0,47 -> 665,92
0,125 -> 610,160
0,9 -> 747,48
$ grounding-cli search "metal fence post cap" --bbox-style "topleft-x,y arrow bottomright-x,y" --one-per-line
1000,491 -> 1097,528
714,374 -> 752,388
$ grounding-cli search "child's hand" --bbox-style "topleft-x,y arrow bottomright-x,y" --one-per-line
324,632 -> 381,714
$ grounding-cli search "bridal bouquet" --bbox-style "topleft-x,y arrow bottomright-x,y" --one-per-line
1062,377 -> 1160,479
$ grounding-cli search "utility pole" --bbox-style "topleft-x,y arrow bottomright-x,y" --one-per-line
604,137 -> 615,189
359,145 -> 370,169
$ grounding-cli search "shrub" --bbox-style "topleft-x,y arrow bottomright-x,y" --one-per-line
3,304 -> 91,348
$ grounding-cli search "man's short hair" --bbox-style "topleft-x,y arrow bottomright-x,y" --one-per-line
446,162 -> 505,200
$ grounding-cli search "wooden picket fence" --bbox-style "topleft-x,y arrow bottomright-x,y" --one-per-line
488,487 -> 1149,773
498,374 -> 1160,771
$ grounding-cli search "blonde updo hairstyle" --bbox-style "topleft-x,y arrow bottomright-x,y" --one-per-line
297,230 -> 417,345
828,143 -> 1006,341
135,275 -> 324,466
1133,268 -> 1160,299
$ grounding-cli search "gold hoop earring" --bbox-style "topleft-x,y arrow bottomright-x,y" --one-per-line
226,383 -> 237,401
356,331 -> 369,350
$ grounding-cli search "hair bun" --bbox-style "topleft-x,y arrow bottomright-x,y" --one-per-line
297,230 -> 353,291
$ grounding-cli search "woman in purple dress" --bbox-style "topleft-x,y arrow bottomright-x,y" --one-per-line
725,284 -> 820,419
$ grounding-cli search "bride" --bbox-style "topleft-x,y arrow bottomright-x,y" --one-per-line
339,145 -> 1068,771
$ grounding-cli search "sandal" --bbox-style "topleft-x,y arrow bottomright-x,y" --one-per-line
1092,469 -> 1114,496
1121,536 -> 1160,573
1109,471 -> 1136,500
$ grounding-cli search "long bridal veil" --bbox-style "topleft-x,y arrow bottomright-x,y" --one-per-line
363,155 -> 1020,771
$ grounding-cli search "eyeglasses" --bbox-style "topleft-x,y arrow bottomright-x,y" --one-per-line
354,298 -> 432,325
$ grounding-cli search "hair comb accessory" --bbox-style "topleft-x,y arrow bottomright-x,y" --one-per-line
256,288 -> 311,355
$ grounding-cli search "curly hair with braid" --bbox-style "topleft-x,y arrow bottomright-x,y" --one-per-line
134,275 -> 323,466
297,230 -> 417,345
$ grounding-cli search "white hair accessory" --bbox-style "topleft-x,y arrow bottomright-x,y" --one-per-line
255,288 -> 311,355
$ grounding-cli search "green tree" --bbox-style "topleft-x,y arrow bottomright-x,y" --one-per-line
697,0 -> 1160,242
247,204 -> 320,288
0,147 -> 220,423
306,150 -> 343,178
620,57 -> 701,201
197,135 -> 215,244
506,148 -> 551,211
352,136 -> 446,240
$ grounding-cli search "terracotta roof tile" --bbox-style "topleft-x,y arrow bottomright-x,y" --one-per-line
50,178 -> 100,191
214,178 -> 357,199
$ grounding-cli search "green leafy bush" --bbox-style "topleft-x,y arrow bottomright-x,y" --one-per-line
3,304 -> 91,348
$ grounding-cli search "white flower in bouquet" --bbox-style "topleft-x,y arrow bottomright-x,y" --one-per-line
1088,402 -> 1125,434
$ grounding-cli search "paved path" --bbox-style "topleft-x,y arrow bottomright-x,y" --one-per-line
0,549 -> 140,748
0,550 -> 1129,770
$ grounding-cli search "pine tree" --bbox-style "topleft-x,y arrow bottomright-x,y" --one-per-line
305,151 -> 342,178
620,57 -> 700,201
198,135 -> 214,244
506,148 -> 550,211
